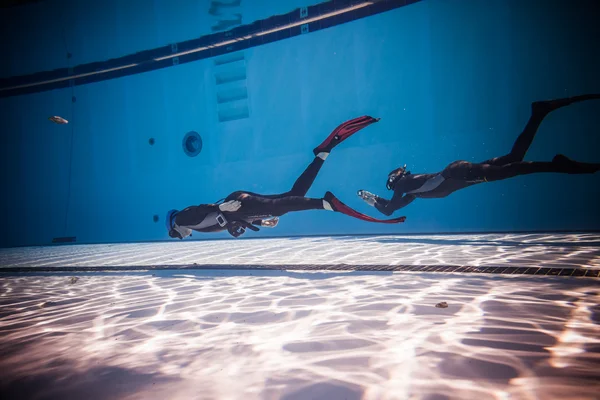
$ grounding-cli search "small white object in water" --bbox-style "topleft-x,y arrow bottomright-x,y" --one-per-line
49,116 -> 68,124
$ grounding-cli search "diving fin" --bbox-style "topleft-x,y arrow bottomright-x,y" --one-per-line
324,192 -> 406,224
313,116 -> 380,155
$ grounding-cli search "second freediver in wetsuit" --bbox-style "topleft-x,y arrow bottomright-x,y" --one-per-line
166,116 -> 407,239
358,94 -> 600,216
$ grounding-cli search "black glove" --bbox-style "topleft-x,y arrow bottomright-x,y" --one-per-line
227,222 -> 246,238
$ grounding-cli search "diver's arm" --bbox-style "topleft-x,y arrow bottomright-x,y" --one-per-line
227,222 -> 247,238
376,192 -> 416,215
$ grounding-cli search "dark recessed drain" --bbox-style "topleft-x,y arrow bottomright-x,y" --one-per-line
182,131 -> 202,157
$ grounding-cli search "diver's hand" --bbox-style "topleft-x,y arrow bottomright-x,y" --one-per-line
261,217 -> 279,228
357,190 -> 377,207
227,222 -> 246,238
219,200 -> 242,212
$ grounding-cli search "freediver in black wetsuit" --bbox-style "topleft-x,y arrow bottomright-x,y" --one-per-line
166,116 -> 406,239
357,94 -> 600,216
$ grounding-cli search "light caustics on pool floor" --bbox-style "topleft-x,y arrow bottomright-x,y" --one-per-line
0,234 -> 599,399
0,271 -> 599,400
1,233 -> 600,273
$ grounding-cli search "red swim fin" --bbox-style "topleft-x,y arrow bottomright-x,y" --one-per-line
313,116 -> 379,155
324,192 -> 406,224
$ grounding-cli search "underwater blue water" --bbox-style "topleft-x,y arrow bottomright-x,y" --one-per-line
1,0 -> 599,248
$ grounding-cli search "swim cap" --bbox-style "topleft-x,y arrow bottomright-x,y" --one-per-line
165,209 -> 178,232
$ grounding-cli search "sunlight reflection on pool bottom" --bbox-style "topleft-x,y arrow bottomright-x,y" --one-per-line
1,271 -> 598,400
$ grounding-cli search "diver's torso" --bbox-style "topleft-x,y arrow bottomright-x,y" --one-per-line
411,178 -> 475,198
395,171 -> 478,198
189,212 -> 264,233
394,174 -> 436,194
186,212 -> 222,230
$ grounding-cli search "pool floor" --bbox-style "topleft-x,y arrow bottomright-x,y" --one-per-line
1,233 -> 600,272
1,234 -> 599,399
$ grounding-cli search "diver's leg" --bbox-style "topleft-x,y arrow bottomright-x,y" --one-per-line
551,154 -> 600,174
244,117 -> 380,200
290,115 -> 381,195
444,158 -> 599,183
292,116 -> 381,194
286,116 -> 381,196
483,94 -> 600,166
287,155 -> 326,197
244,155 -> 327,201
272,117 -> 381,198
237,194 -> 331,217
226,155 -> 325,201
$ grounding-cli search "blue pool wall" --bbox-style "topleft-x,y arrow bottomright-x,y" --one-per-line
1,0 -> 599,247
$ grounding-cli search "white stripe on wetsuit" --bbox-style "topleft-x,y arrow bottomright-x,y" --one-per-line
185,212 -> 224,230
406,174 -> 446,194
174,211 -> 225,238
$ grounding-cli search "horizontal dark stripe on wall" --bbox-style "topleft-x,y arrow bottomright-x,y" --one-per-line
0,0 -> 422,98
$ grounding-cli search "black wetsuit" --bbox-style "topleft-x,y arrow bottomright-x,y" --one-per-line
373,94 -> 600,216
174,156 -> 327,237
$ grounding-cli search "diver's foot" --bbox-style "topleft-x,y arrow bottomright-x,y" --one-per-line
552,154 -> 600,174
313,116 -> 380,156
357,189 -> 379,207
532,94 -> 600,115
